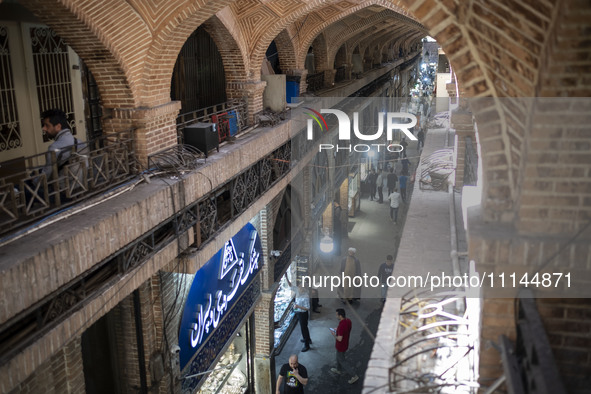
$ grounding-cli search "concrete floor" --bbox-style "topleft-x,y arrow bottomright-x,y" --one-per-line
274,140 -> 424,393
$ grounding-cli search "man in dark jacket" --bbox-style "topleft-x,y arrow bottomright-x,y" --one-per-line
386,168 -> 398,195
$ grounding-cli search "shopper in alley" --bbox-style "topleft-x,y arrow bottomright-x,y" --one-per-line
277,354 -> 308,393
330,308 -> 359,384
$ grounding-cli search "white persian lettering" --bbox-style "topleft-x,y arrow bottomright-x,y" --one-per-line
190,231 -> 261,348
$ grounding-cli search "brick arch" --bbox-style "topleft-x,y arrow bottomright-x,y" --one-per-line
295,7 -> 425,74
246,0 -> 419,80
201,15 -> 249,96
334,44 -> 348,68
326,14 -> 422,69
20,0 -> 137,108
273,30 -> 298,72
388,0 -> 539,222
311,33 -> 330,71
328,23 -> 412,71
334,23 -> 413,64
137,0 -> 236,106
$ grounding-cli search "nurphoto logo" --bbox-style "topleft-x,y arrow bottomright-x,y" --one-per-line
305,108 -> 418,153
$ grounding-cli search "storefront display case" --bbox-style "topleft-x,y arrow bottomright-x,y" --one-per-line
198,326 -> 249,394
273,266 -> 296,354
273,256 -> 309,354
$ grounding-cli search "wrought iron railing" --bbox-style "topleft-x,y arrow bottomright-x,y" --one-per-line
306,72 -> 325,92
177,99 -> 248,143
0,130 -> 136,236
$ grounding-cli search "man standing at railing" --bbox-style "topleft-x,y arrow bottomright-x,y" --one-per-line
23,109 -> 83,204
39,109 -> 77,183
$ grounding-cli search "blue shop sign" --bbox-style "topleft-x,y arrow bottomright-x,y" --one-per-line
179,223 -> 262,369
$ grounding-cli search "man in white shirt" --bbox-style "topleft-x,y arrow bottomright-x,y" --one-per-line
376,169 -> 384,203
294,285 -> 312,352
388,189 -> 401,224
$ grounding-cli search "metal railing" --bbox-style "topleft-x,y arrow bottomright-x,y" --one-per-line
306,72 -> 325,92
177,99 -> 248,143
0,130 -> 136,236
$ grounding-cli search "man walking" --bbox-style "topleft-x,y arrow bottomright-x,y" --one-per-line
367,169 -> 377,200
417,129 -> 425,150
377,255 -> 395,302
387,188 -> 401,224
387,168 -> 398,195
400,137 -> 409,158
399,172 -> 409,203
277,354 -> 308,393
376,169 -> 384,203
330,309 -> 359,384
340,248 -> 361,303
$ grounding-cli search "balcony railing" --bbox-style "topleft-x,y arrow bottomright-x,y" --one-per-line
177,99 -> 248,143
306,72 -> 325,92
0,130 -> 136,236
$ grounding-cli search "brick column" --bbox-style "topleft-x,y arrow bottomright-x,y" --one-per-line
468,206 -> 591,390
104,101 -> 182,168
52,336 -> 85,393
284,69 -> 308,95
253,292 -> 275,394
226,81 -> 267,126
112,281 -> 162,391
451,100 -> 475,188
344,63 -> 353,80
299,166 -> 313,257
6,336 -> 86,394
259,207 -> 273,291
323,69 -> 337,88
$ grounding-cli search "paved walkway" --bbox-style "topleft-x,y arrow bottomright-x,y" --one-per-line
362,128 -> 456,393
275,129 -> 454,393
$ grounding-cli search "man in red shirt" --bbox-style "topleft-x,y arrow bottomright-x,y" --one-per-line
330,308 -> 359,384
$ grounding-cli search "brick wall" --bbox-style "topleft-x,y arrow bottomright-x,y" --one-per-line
469,205 -> 591,387
274,30 -> 298,72
203,16 -> 249,84
536,298 -> 591,394
254,293 -> 274,356
7,337 -> 84,394
312,33 -> 329,72
106,101 -> 181,166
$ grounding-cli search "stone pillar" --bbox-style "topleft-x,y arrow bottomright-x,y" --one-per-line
227,81 -> 267,126
253,292 -> 275,394
104,101 -> 182,168
451,99 -> 475,188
